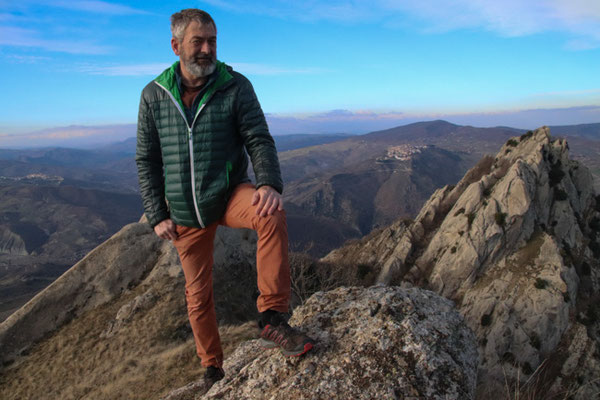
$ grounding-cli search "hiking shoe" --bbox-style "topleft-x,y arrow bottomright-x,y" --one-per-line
259,320 -> 315,357
204,365 -> 225,387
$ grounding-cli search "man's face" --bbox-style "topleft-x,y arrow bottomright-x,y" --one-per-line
172,21 -> 217,79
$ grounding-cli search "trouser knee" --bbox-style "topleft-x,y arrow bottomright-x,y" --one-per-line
255,210 -> 287,234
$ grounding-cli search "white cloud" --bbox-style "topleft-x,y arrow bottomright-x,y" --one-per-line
75,62 -> 328,77
229,63 -> 329,75
0,124 -> 136,148
77,63 -> 171,76
201,0 -> 380,23
265,105 -> 600,135
0,26 -> 112,54
3,53 -> 49,63
50,0 -> 150,15
204,0 -> 600,48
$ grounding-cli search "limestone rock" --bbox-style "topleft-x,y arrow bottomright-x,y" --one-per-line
324,127 -> 600,397
0,227 -> 28,256
321,219 -> 411,269
163,286 -> 478,400
100,287 -> 158,338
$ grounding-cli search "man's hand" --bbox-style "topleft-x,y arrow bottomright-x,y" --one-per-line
154,218 -> 179,241
251,185 -> 284,217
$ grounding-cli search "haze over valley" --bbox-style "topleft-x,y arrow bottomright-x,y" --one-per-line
1,120 -> 599,323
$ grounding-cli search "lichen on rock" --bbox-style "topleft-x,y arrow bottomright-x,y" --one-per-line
163,285 -> 478,400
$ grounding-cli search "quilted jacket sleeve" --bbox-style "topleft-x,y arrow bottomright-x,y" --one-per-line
234,76 -> 284,194
135,88 -> 170,228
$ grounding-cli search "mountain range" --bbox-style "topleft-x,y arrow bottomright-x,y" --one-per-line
0,120 -> 599,321
0,126 -> 598,399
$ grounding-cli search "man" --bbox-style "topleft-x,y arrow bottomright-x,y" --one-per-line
136,9 -> 314,387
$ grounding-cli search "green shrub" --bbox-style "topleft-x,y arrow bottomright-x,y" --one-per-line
530,334 -> 541,350
450,246 -> 457,254
520,131 -> 533,141
535,278 -> 548,289
589,241 -> 600,258
581,262 -> 591,276
506,139 -> 519,147
495,212 -> 507,227
553,188 -> 568,201
481,314 -> 492,326
588,306 -> 598,324
356,264 -> 371,280
549,161 -> 565,187
521,362 -> 534,375
467,212 -> 476,226
589,217 -> 600,233
502,352 -> 515,363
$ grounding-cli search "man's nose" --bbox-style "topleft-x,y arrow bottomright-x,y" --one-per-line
201,41 -> 211,53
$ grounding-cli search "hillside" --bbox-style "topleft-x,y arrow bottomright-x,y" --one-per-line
0,185 -> 143,321
280,121 -> 600,255
284,145 -> 471,253
324,127 -> 600,398
279,121 -> 516,255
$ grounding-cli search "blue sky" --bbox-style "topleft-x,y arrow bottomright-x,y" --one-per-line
1,0 -> 600,146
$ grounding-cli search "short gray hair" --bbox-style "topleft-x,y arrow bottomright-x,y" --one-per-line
170,9 -> 216,42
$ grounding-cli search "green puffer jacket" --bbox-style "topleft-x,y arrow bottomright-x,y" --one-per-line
136,60 -> 283,229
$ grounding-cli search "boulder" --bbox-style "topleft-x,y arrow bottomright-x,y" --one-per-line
163,286 -> 478,400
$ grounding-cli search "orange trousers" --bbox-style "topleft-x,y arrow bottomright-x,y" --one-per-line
172,183 -> 290,368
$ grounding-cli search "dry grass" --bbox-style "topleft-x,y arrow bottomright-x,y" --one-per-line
0,274 -> 260,400
288,252 -> 376,309
497,359 -> 600,400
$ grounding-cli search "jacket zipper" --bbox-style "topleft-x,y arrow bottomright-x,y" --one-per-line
155,82 -> 207,228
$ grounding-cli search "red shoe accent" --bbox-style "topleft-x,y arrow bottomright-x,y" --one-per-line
284,342 -> 314,357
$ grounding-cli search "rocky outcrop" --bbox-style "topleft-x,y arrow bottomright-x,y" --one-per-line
0,227 -> 28,255
0,222 -> 257,366
325,127 -> 600,398
163,286 -> 478,400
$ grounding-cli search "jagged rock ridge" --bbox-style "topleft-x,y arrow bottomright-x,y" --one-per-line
325,127 -> 600,398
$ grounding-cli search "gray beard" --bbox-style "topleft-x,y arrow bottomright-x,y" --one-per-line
185,59 -> 216,78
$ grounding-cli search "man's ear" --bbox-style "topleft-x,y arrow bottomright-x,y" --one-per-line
171,37 -> 181,56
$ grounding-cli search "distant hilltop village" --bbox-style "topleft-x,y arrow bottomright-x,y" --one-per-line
0,173 -> 63,185
378,144 -> 432,162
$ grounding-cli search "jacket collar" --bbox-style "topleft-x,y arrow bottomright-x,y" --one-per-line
154,60 -> 233,113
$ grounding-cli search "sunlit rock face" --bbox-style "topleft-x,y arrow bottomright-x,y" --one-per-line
324,127 -> 600,398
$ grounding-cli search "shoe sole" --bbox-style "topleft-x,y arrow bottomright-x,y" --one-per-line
258,339 -> 314,357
